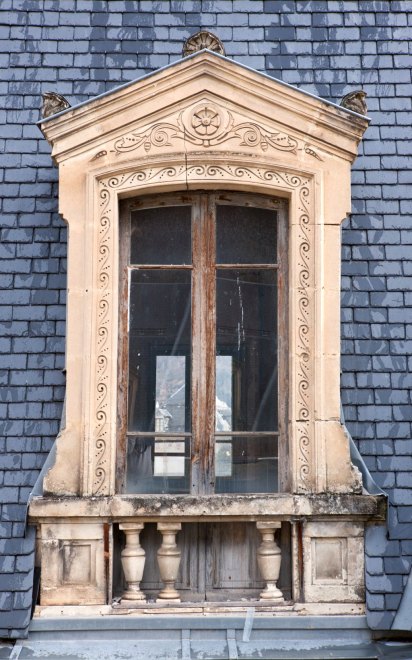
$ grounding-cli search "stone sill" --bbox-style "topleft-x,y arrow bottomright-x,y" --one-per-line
29,493 -> 386,522
33,603 -> 366,619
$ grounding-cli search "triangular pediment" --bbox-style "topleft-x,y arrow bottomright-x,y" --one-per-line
39,50 -> 368,163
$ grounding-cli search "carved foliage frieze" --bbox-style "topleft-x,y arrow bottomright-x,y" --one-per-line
113,102 -> 323,160
92,163 -> 313,494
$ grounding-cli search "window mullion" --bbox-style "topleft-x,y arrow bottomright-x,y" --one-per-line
203,194 -> 216,494
191,196 -> 202,494
191,194 -> 216,495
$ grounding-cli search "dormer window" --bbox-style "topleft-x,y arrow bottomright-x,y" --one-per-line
30,51 -> 383,611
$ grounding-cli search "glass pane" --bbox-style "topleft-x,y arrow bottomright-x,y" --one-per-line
126,436 -> 190,494
128,270 -> 191,433
215,435 -> 278,493
216,269 -> 278,432
216,205 -> 277,264
130,205 -> 191,264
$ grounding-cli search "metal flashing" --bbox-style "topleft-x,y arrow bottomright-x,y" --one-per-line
0,615 -> 389,659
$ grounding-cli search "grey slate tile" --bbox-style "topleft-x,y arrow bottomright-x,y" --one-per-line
366,573 -> 404,593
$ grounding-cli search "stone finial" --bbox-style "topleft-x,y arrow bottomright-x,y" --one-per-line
183,30 -> 225,57
340,90 -> 367,116
41,91 -> 71,119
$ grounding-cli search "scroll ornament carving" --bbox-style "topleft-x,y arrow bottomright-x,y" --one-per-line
101,164 -> 308,192
296,183 -> 312,489
93,187 -> 112,494
41,91 -> 71,119
93,164 -> 312,494
340,90 -> 367,116
113,102 -> 323,160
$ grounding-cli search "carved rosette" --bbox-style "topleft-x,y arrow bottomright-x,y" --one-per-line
183,103 -> 229,147
91,163 -> 313,495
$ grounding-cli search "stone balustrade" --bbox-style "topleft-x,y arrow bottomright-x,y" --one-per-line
29,493 -> 385,607
119,520 -> 284,604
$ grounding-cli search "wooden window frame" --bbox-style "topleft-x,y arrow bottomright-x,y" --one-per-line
117,191 -> 288,495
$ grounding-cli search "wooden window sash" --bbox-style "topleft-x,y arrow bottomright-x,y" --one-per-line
117,192 -> 288,494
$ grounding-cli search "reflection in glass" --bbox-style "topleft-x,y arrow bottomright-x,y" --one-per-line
155,356 -> 186,433
128,270 -> 191,433
126,436 -> 190,494
215,436 -> 278,494
216,270 -> 278,432
216,205 -> 277,264
216,355 -> 232,432
131,205 -> 191,265
215,442 -> 232,477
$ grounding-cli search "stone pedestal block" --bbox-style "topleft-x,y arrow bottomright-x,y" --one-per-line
302,521 -> 365,603
38,522 -> 106,606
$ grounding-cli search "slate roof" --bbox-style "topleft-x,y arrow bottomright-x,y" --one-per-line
0,0 -> 411,640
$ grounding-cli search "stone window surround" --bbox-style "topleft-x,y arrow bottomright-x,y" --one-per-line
28,51 -> 385,609
40,154 -> 361,498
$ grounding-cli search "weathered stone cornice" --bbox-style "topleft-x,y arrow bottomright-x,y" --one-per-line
29,493 -> 386,522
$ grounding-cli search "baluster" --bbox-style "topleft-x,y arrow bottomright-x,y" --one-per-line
256,521 -> 284,601
157,522 -> 182,602
119,522 -> 146,601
